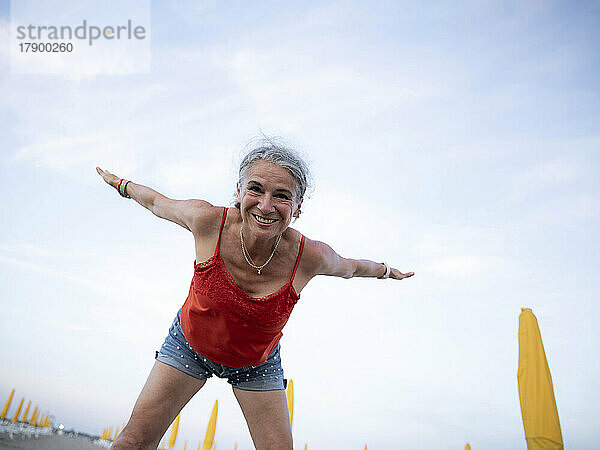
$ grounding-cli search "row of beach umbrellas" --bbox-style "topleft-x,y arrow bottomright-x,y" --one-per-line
0,390 -> 52,428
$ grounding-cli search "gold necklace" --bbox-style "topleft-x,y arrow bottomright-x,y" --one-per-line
240,226 -> 282,275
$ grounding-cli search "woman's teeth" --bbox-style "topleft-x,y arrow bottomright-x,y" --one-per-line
252,214 -> 277,224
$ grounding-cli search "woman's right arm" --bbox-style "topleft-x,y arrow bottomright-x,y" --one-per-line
96,167 -> 211,232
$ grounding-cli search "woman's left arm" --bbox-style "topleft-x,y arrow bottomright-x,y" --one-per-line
309,239 -> 414,281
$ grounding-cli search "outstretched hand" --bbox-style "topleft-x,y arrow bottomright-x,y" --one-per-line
390,268 -> 415,280
96,167 -> 120,189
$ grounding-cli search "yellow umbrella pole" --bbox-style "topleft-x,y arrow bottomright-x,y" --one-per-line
28,406 -> 39,425
202,400 -> 218,450
21,400 -> 31,423
518,308 -> 564,449
286,380 -> 294,430
1,389 -> 15,419
11,397 -> 24,423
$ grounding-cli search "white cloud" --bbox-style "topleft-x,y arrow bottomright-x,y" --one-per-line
217,45 -> 429,134
517,193 -> 600,228
510,159 -> 579,192
0,253 -> 104,291
9,128 -> 141,187
164,0 -> 215,25
427,254 -> 510,278
0,17 -> 9,71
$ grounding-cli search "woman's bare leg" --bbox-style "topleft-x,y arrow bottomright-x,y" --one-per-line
112,361 -> 207,449
232,387 -> 293,450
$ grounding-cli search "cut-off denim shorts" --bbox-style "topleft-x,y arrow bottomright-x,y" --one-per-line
155,309 -> 287,391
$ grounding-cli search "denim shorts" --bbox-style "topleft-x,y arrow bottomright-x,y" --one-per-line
155,309 -> 287,391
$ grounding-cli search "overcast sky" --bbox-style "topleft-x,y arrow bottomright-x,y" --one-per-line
1,1 -> 599,449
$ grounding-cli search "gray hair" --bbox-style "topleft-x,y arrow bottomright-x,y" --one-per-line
235,135 -> 312,209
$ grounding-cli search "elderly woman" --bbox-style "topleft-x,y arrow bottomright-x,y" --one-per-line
97,139 -> 414,450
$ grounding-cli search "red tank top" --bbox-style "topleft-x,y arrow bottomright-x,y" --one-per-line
180,207 -> 305,367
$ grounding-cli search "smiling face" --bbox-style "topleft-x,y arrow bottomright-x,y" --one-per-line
236,160 -> 302,238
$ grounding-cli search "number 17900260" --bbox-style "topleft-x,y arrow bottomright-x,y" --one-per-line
19,42 -> 73,52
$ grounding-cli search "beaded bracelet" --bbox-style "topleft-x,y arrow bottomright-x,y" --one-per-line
118,179 -> 131,198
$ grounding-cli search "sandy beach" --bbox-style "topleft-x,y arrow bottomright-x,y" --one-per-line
0,434 -> 103,450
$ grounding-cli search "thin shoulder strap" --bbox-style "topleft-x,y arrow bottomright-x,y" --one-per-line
290,234 -> 305,283
213,207 -> 228,257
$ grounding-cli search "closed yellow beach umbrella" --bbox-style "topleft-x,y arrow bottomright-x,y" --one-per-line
1,389 -> 15,419
286,380 -> 294,430
202,400 -> 218,450
21,400 -> 31,422
169,413 -> 181,448
518,308 -> 564,449
11,397 -> 24,423
113,426 -> 119,440
466,444 -> 471,449
183,440 -> 187,450
28,406 -> 39,425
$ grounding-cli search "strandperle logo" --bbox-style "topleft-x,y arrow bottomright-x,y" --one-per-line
15,19 -> 146,46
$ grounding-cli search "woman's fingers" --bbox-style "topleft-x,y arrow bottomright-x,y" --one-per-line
96,166 -> 109,179
96,167 -> 120,188
390,269 -> 415,280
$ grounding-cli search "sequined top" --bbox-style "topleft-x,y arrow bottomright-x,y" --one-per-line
180,207 -> 305,368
